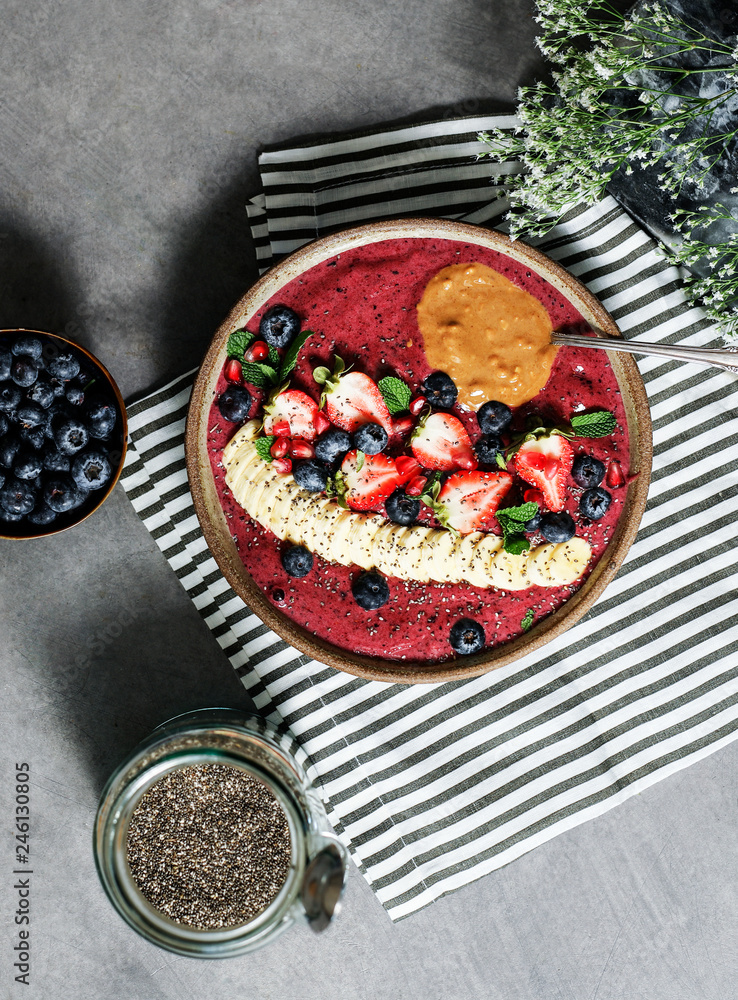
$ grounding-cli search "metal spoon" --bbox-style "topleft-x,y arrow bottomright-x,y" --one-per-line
551,330 -> 738,375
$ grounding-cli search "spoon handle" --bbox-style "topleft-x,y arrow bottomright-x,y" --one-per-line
551,331 -> 738,375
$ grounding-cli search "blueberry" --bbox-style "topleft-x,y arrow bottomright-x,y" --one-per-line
449,618 -> 486,655
314,427 -> 351,464
65,383 -> 86,406
27,504 -> 58,526
259,305 -> 300,349
13,448 -> 43,481
477,400 -> 513,434
85,398 -> 117,439
19,425 -> 44,450
11,356 -> 39,388
351,570 -> 390,610
352,422 -> 388,455
0,508 -> 24,524
0,382 -> 22,414
0,477 -> 37,515
421,371 -> 458,410
49,375 -> 66,398
0,414 -> 7,437
292,458 -> 329,492
217,386 -> 252,423
43,474 -> 88,512
474,433 -> 503,466
11,335 -> 44,361
524,510 -> 542,532
52,415 -> 89,455
385,488 -> 420,526
571,454 -> 606,488
71,449 -> 112,490
281,544 -> 314,577
16,400 -> 46,429
579,487 -> 612,520
48,352 -> 80,381
0,349 -> 11,380
26,378 -> 55,409
0,434 -> 20,468
539,511 -> 576,543
41,443 -> 71,472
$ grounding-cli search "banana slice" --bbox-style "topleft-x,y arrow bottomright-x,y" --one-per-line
465,533 -> 505,589
488,549 -> 533,591
222,434 -> 592,591
527,536 -> 592,587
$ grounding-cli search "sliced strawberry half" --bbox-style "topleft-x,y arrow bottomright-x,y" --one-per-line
435,470 -> 513,534
339,450 -> 406,512
314,359 -> 392,435
263,388 -> 319,441
513,433 -> 574,512
410,412 -> 477,472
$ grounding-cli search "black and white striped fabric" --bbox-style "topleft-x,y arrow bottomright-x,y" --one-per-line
120,115 -> 738,921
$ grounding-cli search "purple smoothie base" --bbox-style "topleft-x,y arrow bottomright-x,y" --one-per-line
207,238 -> 631,665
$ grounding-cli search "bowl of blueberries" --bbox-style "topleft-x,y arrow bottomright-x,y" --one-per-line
0,329 -> 127,538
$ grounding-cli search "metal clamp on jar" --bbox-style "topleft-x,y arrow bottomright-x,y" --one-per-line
93,709 -> 348,957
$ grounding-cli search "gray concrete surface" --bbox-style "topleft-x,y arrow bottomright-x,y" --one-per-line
1,1 -> 737,998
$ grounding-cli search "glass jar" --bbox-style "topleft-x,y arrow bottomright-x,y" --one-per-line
93,709 -> 347,957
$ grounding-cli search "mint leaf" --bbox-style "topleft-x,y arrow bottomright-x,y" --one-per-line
241,361 -> 280,389
254,436 -> 275,462
504,533 -> 530,555
521,608 -> 535,632
279,329 -> 313,380
267,344 -> 281,368
378,376 -> 412,414
227,329 -> 255,358
570,410 -> 616,438
496,501 -> 538,533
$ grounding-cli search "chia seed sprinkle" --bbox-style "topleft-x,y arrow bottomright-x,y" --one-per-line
126,764 -> 291,930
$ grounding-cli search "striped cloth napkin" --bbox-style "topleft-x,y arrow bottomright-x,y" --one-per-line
120,115 -> 738,921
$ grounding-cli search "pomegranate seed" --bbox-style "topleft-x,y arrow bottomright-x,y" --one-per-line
246,340 -> 270,363
544,457 -> 560,481
272,419 -> 291,437
270,437 -> 289,459
270,586 -> 286,606
223,358 -> 243,383
395,455 -> 421,478
392,414 -> 415,438
525,452 -> 547,471
456,453 -> 478,471
289,439 -> 315,460
406,475 -> 427,496
409,396 -> 427,416
272,457 -> 292,474
524,488 -> 545,506
314,411 -> 331,435
606,459 -> 625,488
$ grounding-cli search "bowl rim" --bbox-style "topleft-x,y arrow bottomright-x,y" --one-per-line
185,218 -> 653,684
0,327 -> 128,541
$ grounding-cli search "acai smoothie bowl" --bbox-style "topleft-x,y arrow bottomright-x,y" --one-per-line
185,219 -> 652,684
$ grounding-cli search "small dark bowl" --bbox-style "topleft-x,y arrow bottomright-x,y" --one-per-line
0,329 -> 127,540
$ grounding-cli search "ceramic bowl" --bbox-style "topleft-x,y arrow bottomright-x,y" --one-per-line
185,219 -> 652,684
0,329 -> 127,539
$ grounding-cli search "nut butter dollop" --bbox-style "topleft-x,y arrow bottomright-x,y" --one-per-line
417,261 -> 558,409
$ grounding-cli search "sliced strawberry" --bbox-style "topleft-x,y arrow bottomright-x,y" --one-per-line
436,470 -> 513,534
410,412 -> 477,472
314,360 -> 392,435
513,433 -> 574,512
263,389 -> 319,441
339,450 -> 403,512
